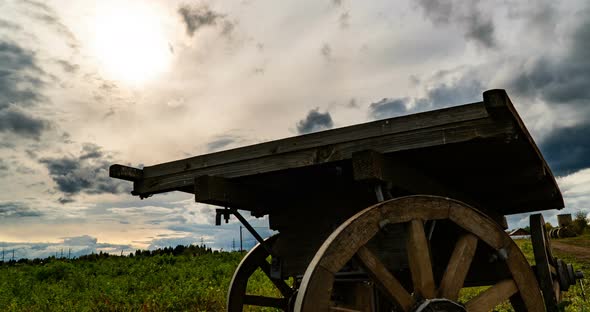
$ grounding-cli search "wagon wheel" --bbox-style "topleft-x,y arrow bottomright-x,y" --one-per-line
530,213 -> 561,311
227,234 -> 295,311
294,196 -> 545,312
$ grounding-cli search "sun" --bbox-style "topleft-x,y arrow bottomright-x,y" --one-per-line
91,3 -> 171,85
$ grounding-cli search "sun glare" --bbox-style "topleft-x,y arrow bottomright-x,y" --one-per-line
92,3 -> 171,85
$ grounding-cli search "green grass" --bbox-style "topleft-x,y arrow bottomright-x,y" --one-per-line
1,236 -> 589,311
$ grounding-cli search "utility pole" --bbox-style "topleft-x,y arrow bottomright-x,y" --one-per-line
232,238 -> 236,251
68,248 -> 71,259
239,226 -> 243,252
12,249 -> 15,261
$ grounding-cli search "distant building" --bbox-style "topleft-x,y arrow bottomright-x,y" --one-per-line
508,228 -> 530,239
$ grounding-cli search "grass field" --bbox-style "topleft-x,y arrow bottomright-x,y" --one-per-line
1,235 -> 589,311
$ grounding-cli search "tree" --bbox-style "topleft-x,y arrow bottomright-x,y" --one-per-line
571,211 -> 588,235
544,222 -> 553,231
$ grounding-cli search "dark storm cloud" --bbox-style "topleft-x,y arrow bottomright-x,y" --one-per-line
0,202 -> 42,217
510,18 -> 590,109
0,41 -> 49,139
178,4 -> 225,37
539,124 -> 590,177
368,75 -> 482,120
0,41 -> 44,109
417,0 -> 497,48
40,144 -> 131,197
296,109 -> 334,134
421,78 -> 483,108
369,98 -> 408,120
0,108 -> 47,139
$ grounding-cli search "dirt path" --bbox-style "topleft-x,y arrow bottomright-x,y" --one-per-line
551,241 -> 590,261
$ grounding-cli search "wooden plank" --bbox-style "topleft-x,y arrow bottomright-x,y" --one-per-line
406,219 -> 435,299
483,89 -> 563,210
464,279 -> 518,312
193,175 -> 271,212
109,164 -> 143,181
143,102 -> 489,178
438,234 -> 478,300
132,117 -> 514,196
356,246 -> 414,310
243,295 -> 287,309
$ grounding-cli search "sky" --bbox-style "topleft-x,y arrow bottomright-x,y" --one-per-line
0,0 -> 589,259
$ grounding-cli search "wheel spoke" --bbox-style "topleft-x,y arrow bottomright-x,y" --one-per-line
356,245 -> 415,311
438,233 -> 478,300
259,260 -> 294,297
464,279 -> 518,312
406,219 -> 435,299
244,295 -> 288,309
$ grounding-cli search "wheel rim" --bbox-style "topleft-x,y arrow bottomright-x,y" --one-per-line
227,234 -> 294,311
530,213 -> 560,311
294,196 -> 545,312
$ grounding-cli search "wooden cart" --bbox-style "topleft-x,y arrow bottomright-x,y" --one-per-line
110,90 -> 582,312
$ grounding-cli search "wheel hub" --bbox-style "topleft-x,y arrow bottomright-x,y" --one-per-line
412,298 -> 466,312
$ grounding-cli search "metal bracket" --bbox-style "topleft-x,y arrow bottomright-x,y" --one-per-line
215,206 -> 273,255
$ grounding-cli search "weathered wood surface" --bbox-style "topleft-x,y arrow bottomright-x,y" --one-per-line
110,89 -> 564,215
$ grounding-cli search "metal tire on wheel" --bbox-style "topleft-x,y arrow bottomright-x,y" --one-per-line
294,196 -> 545,312
530,213 -> 561,311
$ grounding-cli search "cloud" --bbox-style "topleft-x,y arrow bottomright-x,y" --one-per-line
420,76 -> 483,108
0,202 -> 42,217
0,235 -> 132,259
21,0 -> 79,50
509,18 -> 590,110
0,41 -> 45,109
178,4 -> 225,37
40,143 -> 131,197
0,19 -> 22,31
416,0 -> 497,48
207,135 -> 241,152
369,98 -> 408,120
339,12 -> 350,29
0,107 -> 47,139
320,43 -> 332,60
55,59 -> 79,73
296,109 -> 334,134
368,74 -> 482,120
539,124 -> 590,177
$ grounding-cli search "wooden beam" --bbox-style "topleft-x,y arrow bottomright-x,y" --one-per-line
194,175 -> 270,212
143,103 -> 489,178
133,117 -> 514,196
109,164 -> 143,182
352,150 -> 385,181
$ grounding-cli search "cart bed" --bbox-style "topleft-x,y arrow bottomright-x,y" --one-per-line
111,89 -> 563,217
